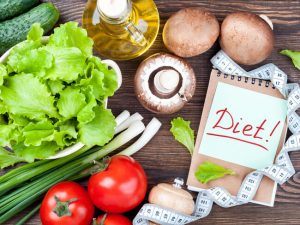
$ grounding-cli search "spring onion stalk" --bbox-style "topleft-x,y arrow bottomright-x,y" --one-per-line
115,110 -> 130,126
0,159 -> 47,183
0,146 -> 90,197
118,118 -> 162,156
115,112 -> 143,134
46,143 -> 86,159
0,120 -> 149,223
15,203 -> 41,225
70,117 -> 161,181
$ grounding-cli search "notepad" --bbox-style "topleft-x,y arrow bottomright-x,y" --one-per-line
187,70 -> 287,206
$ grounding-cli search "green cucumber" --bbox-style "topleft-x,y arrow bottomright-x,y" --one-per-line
0,0 -> 40,21
0,2 -> 60,55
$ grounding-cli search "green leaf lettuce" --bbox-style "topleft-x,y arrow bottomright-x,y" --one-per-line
170,117 -> 195,154
280,49 -> 300,70
195,161 -> 236,184
0,22 -> 118,168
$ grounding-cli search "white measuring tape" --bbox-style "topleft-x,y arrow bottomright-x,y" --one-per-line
133,50 -> 300,225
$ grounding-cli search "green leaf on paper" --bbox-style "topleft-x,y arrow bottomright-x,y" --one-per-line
195,161 -> 236,184
170,117 -> 195,154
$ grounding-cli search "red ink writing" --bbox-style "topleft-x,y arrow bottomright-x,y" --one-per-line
208,108 -> 281,151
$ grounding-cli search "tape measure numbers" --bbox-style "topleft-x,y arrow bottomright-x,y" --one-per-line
133,50 -> 300,225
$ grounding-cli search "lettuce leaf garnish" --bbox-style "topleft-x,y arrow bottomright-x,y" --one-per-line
170,117 -> 195,154
280,49 -> 300,70
195,162 -> 236,184
0,22 -> 118,168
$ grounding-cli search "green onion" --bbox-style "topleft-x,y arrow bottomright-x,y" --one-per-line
0,146 -> 89,197
15,203 -> 41,225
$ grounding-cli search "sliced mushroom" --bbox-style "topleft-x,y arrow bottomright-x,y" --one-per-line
220,12 -> 274,65
163,8 -> 220,58
134,53 -> 196,114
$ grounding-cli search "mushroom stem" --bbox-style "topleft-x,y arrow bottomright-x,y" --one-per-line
259,14 -> 273,30
154,69 -> 180,94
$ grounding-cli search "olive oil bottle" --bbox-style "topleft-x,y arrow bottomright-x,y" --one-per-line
82,0 -> 160,60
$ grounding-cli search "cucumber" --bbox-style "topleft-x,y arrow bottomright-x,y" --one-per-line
0,2 -> 60,55
0,0 -> 40,21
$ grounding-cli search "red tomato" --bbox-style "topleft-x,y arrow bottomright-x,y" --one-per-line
88,155 -> 147,213
93,214 -> 132,225
40,181 -> 94,225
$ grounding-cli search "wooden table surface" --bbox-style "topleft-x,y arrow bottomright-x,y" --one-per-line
4,0 -> 300,224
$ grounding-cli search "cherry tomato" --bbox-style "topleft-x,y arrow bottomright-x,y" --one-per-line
88,155 -> 147,213
93,214 -> 132,225
40,181 -> 94,225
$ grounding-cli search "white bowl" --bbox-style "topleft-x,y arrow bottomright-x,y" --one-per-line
0,37 -> 122,159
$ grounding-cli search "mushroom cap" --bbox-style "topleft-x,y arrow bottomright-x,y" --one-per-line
220,12 -> 274,65
134,53 -> 196,114
148,183 -> 195,215
163,8 -> 220,58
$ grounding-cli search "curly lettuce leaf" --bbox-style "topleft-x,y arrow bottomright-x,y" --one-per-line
22,119 -> 54,146
43,46 -> 86,82
0,148 -> 25,169
0,124 -> 16,146
0,73 -> 58,119
27,23 -> 44,42
170,117 -> 195,154
8,114 -> 30,127
7,48 -> 53,75
195,162 -> 236,184
78,107 -> 116,146
49,21 -> 93,57
54,120 -> 77,147
0,64 -> 7,86
77,86 -> 97,124
280,49 -> 300,70
84,56 -> 118,98
13,141 -> 60,162
47,80 -> 65,95
57,87 -> 86,119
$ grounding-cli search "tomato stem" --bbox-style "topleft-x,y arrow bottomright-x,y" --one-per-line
93,214 -> 107,225
90,157 -> 110,174
53,195 -> 78,217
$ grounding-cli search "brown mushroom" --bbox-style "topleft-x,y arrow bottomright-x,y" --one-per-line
220,12 -> 274,65
163,8 -> 220,58
134,53 -> 196,114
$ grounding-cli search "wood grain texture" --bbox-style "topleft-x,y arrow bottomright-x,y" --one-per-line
3,0 -> 300,224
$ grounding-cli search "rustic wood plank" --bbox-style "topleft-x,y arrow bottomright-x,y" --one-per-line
3,0 -> 300,224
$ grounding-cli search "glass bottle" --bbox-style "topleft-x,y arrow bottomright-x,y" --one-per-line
82,0 -> 160,60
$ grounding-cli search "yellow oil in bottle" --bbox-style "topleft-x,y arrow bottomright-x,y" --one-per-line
82,0 -> 160,60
